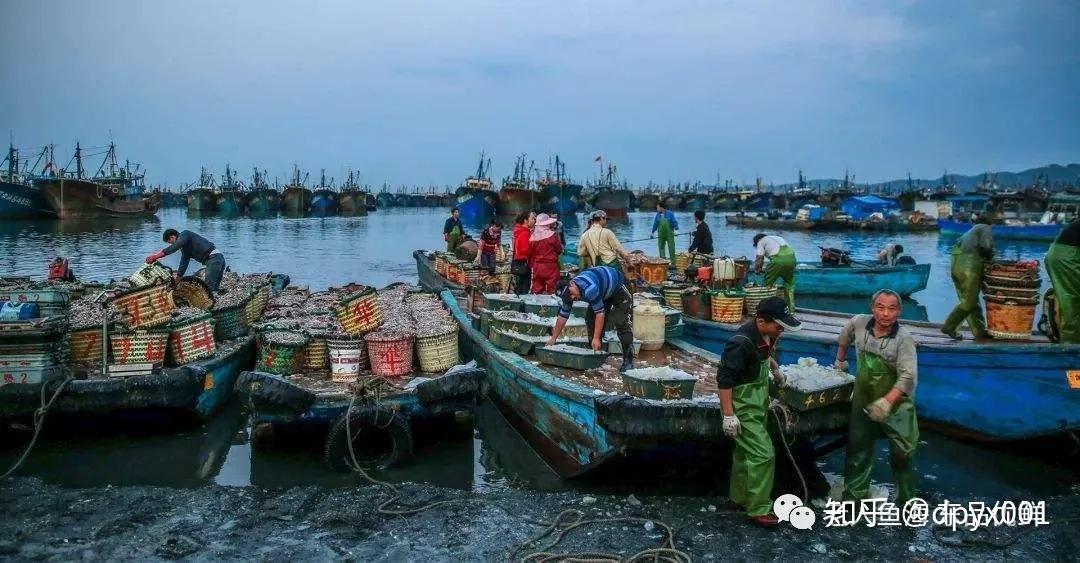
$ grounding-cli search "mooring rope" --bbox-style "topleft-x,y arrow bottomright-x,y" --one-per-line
0,374 -> 73,480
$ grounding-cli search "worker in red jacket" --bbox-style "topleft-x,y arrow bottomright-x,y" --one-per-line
529,213 -> 563,294
511,212 -> 535,294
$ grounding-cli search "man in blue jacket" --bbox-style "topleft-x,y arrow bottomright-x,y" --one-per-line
650,202 -> 679,260
146,229 -> 227,293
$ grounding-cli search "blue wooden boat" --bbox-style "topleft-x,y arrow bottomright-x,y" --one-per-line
682,309 -> 1080,441
442,290 -> 849,477
1,145 -> 56,219
939,219 -> 1064,242
795,262 -> 930,297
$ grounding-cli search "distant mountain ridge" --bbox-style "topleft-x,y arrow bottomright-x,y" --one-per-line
771,163 -> 1080,193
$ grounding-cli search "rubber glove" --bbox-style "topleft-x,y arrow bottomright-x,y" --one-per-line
833,359 -> 849,372
723,414 -> 742,438
771,366 -> 785,386
865,397 -> 893,422
145,250 -> 165,264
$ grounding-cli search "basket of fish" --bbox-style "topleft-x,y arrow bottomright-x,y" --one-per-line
535,343 -> 608,371
110,281 -> 177,330
109,329 -> 170,365
622,367 -> 697,400
256,330 -> 310,375
332,287 -> 383,336
129,262 -> 174,289
775,358 -> 856,411
166,310 -> 217,366
212,289 -> 253,341
244,283 -> 272,325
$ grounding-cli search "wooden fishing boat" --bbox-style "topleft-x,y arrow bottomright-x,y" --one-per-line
36,143 -> 159,219
682,309 -> 1080,441
310,170 -> 339,216
444,290 -> 849,477
1,145 -> 55,220
537,156 -> 582,215
795,262 -> 930,296
589,162 -> 632,218
414,250 -> 465,294
939,219 -> 1063,242
245,168 -> 279,216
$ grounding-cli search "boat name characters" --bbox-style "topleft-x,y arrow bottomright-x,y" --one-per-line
0,191 -> 32,207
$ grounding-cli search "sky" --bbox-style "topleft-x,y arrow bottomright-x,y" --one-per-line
2,0 -> 1078,188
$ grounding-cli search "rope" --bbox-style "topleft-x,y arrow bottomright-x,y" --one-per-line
514,508 -> 692,563
769,399 -> 809,502
0,374 -> 73,480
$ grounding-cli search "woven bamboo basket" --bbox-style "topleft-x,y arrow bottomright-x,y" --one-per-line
675,253 -> 692,272
743,285 -> 777,316
985,260 -> 1040,280
304,333 -> 330,372
662,286 -> 687,310
244,284 -> 271,325
332,288 -> 383,335
173,277 -> 215,310
129,262 -> 173,288
109,330 -> 170,365
111,282 -> 176,330
364,332 -> 415,377
435,253 -> 449,277
982,282 -> 1040,301
213,297 -> 251,341
416,327 -> 460,372
710,295 -> 744,323
640,260 -> 669,285
256,331 -> 310,375
464,266 -> 485,287
167,314 -> 217,366
69,326 -> 104,365
983,273 -> 1041,289
984,295 -> 1037,340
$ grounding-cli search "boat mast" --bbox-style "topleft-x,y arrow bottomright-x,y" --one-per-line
4,144 -> 16,180
74,142 -> 84,179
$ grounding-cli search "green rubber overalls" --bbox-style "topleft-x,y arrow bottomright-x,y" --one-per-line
729,344 -> 775,517
844,351 -> 919,505
1046,242 -> 1080,344
764,245 -> 796,310
942,246 -> 987,338
446,224 -> 462,253
657,213 -> 676,261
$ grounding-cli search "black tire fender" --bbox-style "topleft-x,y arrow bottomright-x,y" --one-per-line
233,371 -> 316,416
323,404 -> 412,472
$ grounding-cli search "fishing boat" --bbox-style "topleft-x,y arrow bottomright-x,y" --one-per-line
683,191 -> 711,212
376,184 -> 394,209
938,219 -> 1064,242
0,145 -> 55,220
215,164 -> 245,217
439,289 -> 849,477
363,190 -> 379,211
682,309 -> 1080,441
282,165 -> 312,216
636,188 -> 660,212
795,262 -> 930,296
455,153 -> 497,222
497,154 -> 541,217
590,162 -> 633,218
244,168 -> 279,216
337,172 -> 368,217
36,143 -> 159,219
661,191 -> 683,211
537,156 -> 582,215
310,169 -> 339,217
186,167 -> 217,214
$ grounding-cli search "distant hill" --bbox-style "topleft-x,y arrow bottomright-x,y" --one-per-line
767,163 -> 1080,193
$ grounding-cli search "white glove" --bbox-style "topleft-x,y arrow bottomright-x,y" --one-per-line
865,397 -> 893,422
833,359 -> 849,372
723,414 -> 742,438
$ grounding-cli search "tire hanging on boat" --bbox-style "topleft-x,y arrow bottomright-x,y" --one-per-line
323,404 -> 413,472
233,370 -> 316,417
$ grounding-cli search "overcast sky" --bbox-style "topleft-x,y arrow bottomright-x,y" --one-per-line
2,0 -> 1077,187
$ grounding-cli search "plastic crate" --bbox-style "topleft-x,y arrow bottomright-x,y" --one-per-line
622,367 -> 696,400
535,344 -> 608,371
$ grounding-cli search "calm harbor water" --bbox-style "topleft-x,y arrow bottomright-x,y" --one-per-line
0,207 -> 1055,322
1,207 -> 1073,499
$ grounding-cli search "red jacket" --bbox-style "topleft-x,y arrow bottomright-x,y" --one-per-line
528,235 -> 563,272
513,225 -> 531,261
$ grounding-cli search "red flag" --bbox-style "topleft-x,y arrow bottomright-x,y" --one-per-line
593,155 -> 602,162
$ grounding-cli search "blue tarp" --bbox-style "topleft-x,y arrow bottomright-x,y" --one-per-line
840,195 -> 900,220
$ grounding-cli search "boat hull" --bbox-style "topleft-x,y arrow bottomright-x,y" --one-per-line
186,188 -> 216,214
939,219 -> 1063,242
540,183 -> 582,215
796,262 -> 930,296
0,180 -> 54,219
216,190 -> 245,217
310,189 -> 339,216
636,193 -> 659,211
36,178 -> 158,219
683,311 -> 1080,441
282,187 -> 312,216
245,189 -> 280,216
592,190 -> 632,218
338,190 -> 368,216
376,192 -> 394,208
455,188 -> 497,223
497,187 -> 541,217
683,194 -> 710,212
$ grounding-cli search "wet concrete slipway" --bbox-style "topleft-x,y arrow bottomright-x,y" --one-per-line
1,208 -> 1078,560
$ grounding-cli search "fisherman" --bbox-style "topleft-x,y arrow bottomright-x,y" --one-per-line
549,265 -> 635,372
941,216 -> 993,340
511,212 -> 535,294
876,243 -> 905,266
1046,220 -> 1080,343
650,202 -> 679,260
752,233 -> 797,309
717,297 -> 798,528
146,229 -> 226,293
686,209 -> 713,255
478,220 -> 503,276
833,289 -> 919,505
578,210 -> 631,271
443,207 -> 463,252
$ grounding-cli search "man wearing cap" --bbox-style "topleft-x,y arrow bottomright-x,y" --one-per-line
578,210 -> 631,271
833,289 -> 919,505
548,265 -> 635,372
717,296 -> 799,527
146,229 -> 226,293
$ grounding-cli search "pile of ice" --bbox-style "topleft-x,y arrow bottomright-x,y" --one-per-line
780,357 -> 854,392
623,366 -> 696,381
541,343 -> 605,355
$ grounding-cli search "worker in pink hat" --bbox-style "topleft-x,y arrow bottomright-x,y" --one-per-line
528,213 -> 564,294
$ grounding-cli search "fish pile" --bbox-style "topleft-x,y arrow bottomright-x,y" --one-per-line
262,330 -> 308,345
407,293 -> 455,337
68,296 -> 118,330
780,358 -> 854,392
172,306 -> 209,322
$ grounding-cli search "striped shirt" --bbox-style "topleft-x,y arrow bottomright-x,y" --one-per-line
559,266 -> 624,318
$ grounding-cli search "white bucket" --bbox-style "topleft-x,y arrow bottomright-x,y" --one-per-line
713,258 -> 736,281
632,299 -> 666,351
328,341 -> 365,383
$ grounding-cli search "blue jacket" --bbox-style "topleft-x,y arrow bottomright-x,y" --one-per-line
651,210 -> 679,234
162,230 -> 216,277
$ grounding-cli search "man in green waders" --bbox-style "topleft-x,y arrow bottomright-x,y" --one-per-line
834,289 -> 919,505
752,233 -> 797,310
443,207 -> 463,252
650,202 -> 679,261
718,297 -> 800,527
1046,220 -> 1080,343
941,216 -> 994,339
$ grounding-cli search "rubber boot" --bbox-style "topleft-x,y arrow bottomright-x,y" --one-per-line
620,351 -> 634,373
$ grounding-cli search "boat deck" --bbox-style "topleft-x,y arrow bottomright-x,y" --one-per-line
535,346 -> 721,397
773,309 -> 1052,346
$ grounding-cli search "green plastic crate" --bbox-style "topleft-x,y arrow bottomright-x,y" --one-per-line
490,329 -> 537,355
484,294 -> 523,312
520,295 -> 561,317
535,344 -> 608,371
622,367 -> 696,400
774,381 -> 855,412
663,308 -> 683,328
665,323 -> 684,339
